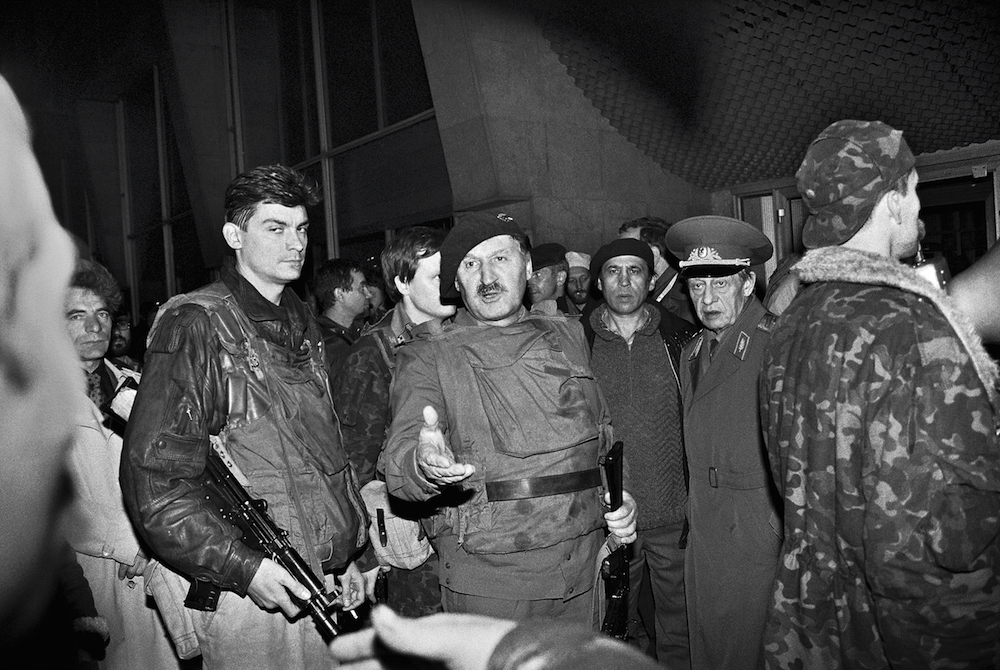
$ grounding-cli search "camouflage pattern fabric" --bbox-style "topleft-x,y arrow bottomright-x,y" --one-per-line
797,119 -> 915,249
760,246 -> 1000,669
332,317 -> 394,487
385,554 -> 442,618
331,308 -> 442,615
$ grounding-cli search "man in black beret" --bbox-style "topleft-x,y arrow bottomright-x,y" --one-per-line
587,238 -> 695,664
526,242 -> 570,312
665,215 -> 779,670
382,210 -> 637,624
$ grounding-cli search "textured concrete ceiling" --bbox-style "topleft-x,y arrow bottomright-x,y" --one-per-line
4,0 -> 999,195
539,0 -> 1000,191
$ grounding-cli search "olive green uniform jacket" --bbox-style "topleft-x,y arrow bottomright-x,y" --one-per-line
382,307 -> 612,607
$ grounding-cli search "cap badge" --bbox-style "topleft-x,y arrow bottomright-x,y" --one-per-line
497,212 -> 514,222
688,246 -> 722,262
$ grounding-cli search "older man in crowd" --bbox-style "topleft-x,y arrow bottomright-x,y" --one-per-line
382,211 -> 637,623
761,119 -> 1000,668
665,215 -> 780,670
65,259 -> 179,670
620,217 -> 695,324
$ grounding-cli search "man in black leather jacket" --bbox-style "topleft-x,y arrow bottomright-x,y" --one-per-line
121,164 -> 369,669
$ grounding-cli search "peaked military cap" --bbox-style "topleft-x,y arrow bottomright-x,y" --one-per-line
797,119 -> 915,249
666,215 -> 773,277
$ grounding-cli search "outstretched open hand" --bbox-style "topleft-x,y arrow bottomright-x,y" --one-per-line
415,406 -> 475,486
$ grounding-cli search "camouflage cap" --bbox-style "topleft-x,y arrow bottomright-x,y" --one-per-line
797,119 -> 915,249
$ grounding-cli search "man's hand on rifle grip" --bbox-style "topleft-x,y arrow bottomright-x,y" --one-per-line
604,491 -> 638,545
247,557 -> 309,618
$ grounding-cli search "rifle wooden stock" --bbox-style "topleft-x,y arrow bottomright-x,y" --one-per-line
600,441 -> 629,640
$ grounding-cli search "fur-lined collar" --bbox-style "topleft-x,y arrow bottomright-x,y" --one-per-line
795,246 -> 999,407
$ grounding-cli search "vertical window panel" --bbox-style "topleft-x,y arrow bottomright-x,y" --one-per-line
161,94 -> 209,295
375,0 -> 433,125
324,0 -> 378,146
278,0 -> 320,164
122,72 -> 167,306
232,2 -> 282,168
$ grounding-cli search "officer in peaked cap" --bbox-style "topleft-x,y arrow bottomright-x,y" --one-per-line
665,214 -> 781,670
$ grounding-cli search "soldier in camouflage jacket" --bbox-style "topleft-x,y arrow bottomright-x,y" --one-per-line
761,120 -> 1000,668
332,226 -> 456,617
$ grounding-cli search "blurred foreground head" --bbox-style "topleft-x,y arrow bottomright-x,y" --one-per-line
0,76 -> 82,641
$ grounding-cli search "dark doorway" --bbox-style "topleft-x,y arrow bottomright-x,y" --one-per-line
917,174 -> 996,277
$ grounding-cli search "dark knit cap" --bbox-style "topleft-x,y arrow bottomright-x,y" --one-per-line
439,211 -> 524,300
797,119 -> 915,249
590,238 -> 654,278
530,242 -> 568,271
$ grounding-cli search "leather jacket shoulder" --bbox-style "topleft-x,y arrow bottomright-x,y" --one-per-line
121,286 -> 262,594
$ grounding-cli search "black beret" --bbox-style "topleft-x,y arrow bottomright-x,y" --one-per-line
439,211 -> 524,300
590,238 -> 654,279
530,242 -> 568,271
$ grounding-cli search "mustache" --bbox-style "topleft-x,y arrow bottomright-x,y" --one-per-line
477,281 -> 505,296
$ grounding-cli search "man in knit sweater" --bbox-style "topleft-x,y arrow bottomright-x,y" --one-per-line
587,238 -> 695,665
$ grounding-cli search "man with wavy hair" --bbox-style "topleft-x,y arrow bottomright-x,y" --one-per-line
122,164 -> 369,669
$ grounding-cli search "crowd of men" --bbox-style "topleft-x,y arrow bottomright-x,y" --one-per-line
1,64 -> 998,670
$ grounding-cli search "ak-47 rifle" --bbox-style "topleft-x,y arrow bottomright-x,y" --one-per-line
600,440 -> 629,640
184,447 -> 351,643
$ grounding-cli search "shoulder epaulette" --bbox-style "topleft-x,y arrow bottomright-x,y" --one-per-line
757,311 -> 779,334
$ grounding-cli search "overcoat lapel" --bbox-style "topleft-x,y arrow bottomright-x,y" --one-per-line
689,299 -> 766,404
683,333 -> 702,406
